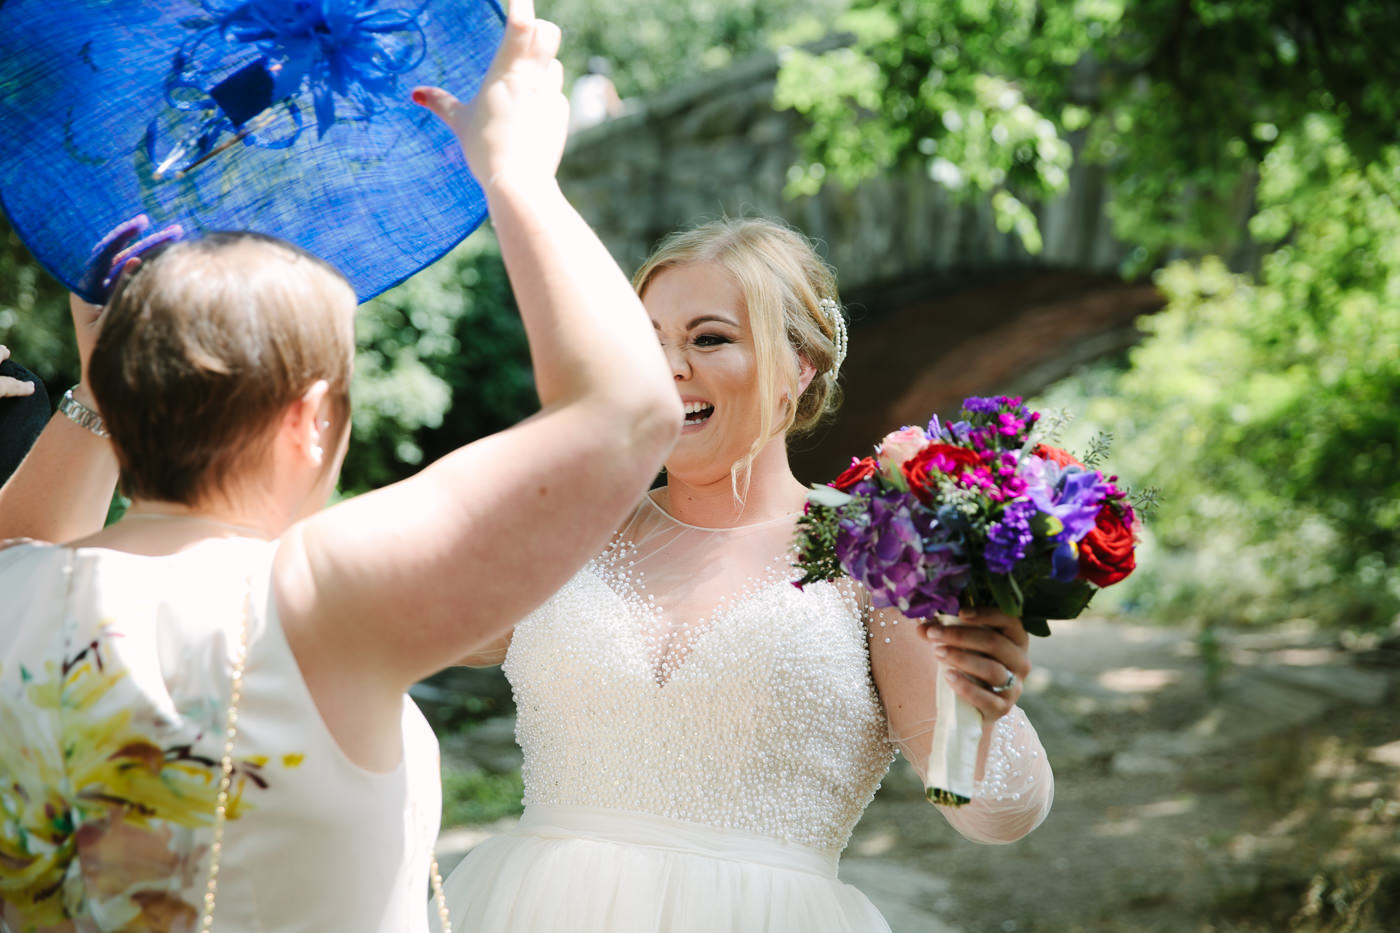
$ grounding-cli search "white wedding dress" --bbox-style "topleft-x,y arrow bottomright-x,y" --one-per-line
437,494 -> 1052,932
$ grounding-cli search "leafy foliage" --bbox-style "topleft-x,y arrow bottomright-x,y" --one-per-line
547,0 -> 848,98
441,766 -> 524,827
0,216 -> 77,394
1036,120 -> 1400,630
343,228 -> 535,493
776,0 -> 1400,262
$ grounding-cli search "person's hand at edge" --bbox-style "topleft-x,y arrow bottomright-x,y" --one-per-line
0,346 -> 36,399
411,0 -> 568,191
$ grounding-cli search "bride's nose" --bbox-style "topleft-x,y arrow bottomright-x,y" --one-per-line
664,344 -> 690,380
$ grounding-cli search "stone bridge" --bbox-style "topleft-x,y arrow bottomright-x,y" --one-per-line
556,50 -> 1162,477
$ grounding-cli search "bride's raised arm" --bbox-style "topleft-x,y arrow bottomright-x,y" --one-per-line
867,601 -> 1054,844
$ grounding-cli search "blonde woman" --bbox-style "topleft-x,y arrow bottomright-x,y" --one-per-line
440,218 -> 1053,932
0,2 -> 679,929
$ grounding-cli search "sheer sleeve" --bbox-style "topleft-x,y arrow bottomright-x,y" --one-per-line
865,600 -> 1054,844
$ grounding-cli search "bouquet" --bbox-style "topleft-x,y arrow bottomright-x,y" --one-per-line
794,395 -> 1146,805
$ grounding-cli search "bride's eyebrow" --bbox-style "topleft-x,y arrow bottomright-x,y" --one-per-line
685,314 -> 738,329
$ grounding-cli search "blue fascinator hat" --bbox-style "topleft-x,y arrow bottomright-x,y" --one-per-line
0,0 -> 504,303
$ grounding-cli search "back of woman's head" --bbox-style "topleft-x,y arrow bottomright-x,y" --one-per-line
89,232 -> 356,505
633,216 -> 845,446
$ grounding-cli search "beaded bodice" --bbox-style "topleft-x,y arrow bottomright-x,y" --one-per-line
505,496 -> 895,853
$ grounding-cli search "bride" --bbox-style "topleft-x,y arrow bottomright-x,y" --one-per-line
440,217 -> 1054,932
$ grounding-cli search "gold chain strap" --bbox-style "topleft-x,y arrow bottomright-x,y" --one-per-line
195,583 -> 454,933
197,584 -> 251,932
430,854 -> 452,932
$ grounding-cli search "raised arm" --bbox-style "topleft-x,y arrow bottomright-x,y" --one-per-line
0,217 -> 180,542
868,604 -> 1053,844
275,0 -> 679,706
0,296 -> 118,542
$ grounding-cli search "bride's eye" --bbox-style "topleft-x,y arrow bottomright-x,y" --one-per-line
693,333 -> 731,348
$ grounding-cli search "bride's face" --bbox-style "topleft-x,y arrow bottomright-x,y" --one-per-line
642,261 -> 770,486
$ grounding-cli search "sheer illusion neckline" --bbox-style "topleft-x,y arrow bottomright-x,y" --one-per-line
642,491 -> 800,532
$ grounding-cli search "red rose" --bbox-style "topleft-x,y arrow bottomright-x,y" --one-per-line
902,443 -> 982,503
1078,505 -> 1136,586
831,456 -> 879,492
1034,443 -> 1084,469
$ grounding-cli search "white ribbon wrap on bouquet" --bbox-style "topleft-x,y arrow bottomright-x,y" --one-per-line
925,671 -> 981,806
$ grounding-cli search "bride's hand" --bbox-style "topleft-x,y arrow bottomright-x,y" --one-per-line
411,0 -> 568,190
921,608 -> 1030,720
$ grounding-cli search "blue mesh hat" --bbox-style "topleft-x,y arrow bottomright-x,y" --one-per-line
0,0 -> 504,303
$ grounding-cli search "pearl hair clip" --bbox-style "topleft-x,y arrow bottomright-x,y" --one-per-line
819,297 -> 848,375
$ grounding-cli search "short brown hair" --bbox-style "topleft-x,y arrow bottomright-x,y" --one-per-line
89,232 -> 355,505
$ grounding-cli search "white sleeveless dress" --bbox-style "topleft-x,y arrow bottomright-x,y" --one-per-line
0,539 -> 442,933
438,496 -> 1053,932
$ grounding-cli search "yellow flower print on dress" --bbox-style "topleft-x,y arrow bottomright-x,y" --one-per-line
0,626 -> 299,931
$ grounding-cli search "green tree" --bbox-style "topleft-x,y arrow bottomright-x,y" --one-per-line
776,0 -> 1400,263
0,216 -> 77,393
1058,122 -> 1400,631
547,0 -> 848,98
343,228 -> 535,493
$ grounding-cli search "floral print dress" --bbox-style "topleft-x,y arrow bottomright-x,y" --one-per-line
0,539 -> 441,933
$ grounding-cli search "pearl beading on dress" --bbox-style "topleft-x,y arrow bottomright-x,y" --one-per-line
973,711 -> 1038,801
505,525 -> 895,853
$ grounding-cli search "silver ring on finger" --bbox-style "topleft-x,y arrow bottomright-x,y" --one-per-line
990,670 -> 1016,694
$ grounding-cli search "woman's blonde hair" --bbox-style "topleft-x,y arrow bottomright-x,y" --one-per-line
632,217 -> 845,499
90,232 -> 356,505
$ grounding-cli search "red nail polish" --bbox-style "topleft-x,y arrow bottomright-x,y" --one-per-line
411,89 -> 428,105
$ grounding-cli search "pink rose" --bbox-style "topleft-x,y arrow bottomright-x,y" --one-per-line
877,426 -> 929,480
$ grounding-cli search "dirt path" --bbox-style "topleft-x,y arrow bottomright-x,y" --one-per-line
841,618 -> 1400,932
436,617 -> 1400,932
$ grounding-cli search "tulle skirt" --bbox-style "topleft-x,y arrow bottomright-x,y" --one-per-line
434,805 -> 891,933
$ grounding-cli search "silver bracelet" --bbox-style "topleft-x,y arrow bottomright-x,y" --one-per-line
58,386 -> 109,438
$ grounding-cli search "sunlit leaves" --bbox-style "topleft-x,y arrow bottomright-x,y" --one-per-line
777,0 -> 1400,261
1038,130 -> 1400,630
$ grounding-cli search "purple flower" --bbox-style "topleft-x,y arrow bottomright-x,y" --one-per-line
1024,464 -> 1114,581
985,499 -> 1037,574
963,395 -> 1022,414
835,491 -> 968,619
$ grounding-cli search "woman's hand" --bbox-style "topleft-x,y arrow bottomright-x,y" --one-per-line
71,215 -> 184,393
411,0 -> 567,190
0,346 -> 36,399
922,608 -> 1031,721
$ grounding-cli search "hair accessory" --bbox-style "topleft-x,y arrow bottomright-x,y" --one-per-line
818,297 -> 848,375
58,387 -> 109,438
0,0 -> 505,304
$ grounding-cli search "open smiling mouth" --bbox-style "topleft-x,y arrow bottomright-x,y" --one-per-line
683,401 -> 715,427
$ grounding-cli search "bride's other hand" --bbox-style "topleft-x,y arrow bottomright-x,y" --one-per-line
922,608 -> 1031,720
412,0 -> 567,189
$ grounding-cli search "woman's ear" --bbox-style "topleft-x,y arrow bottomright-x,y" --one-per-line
796,354 -> 816,396
283,379 -> 331,465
